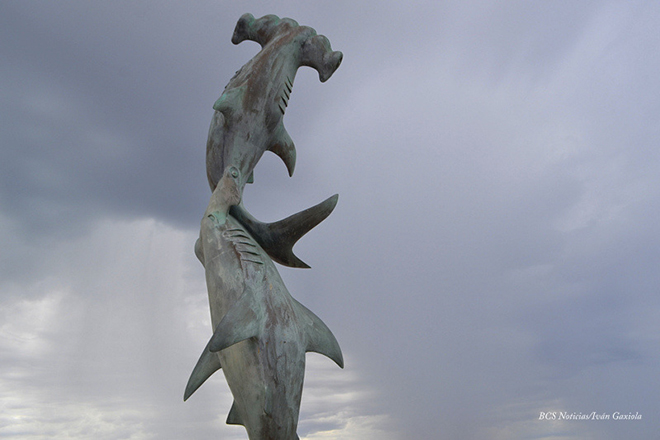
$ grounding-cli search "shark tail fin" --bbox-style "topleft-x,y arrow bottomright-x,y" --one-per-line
184,339 -> 222,401
294,299 -> 344,368
209,291 -> 263,352
230,194 -> 339,269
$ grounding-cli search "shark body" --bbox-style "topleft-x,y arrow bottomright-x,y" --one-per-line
206,13 -> 343,268
185,167 -> 343,440
206,13 -> 343,191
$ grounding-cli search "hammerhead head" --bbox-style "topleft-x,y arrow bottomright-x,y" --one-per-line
185,166 -> 343,439
206,13 -> 343,268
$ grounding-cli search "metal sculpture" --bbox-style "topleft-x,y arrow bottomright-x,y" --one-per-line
184,13 -> 343,440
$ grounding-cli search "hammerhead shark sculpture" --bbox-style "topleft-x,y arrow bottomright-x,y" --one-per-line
186,166 -> 343,439
184,14 -> 344,440
206,13 -> 343,268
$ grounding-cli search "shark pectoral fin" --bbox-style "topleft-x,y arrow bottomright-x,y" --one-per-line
268,123 -> 296,177
230,194 -> 338,269
209,292 -> 263,352
226,401 -> 244,426
184,339 -> 222,401
294,299 -> 344,368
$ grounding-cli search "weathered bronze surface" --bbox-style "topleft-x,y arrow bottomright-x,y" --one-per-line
206,13 -> 342,268
184,14 -> 343,440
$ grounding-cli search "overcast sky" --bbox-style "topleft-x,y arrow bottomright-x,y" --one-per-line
2,1 -> 660,439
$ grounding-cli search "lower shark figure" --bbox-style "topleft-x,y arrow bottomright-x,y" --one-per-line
185,166 -> 343,440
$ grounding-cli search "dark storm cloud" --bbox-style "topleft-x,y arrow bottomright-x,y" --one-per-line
0,1 -> 269,238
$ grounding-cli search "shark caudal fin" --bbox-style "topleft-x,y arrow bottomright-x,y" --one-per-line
294,299 -> 343,368
184,339 -> 222,401
230,194 -> 338,269
209,291 -> 264,352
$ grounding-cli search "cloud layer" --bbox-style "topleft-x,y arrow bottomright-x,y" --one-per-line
2,1 -> 660,439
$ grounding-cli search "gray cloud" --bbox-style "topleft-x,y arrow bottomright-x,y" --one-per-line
2,1 -> 660,439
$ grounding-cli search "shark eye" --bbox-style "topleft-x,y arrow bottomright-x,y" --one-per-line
230,167 -> 239,179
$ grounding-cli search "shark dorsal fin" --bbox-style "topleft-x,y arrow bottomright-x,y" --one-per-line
209,291 -> 264,352
183,338 -> 222,401
294,299 -> 343,368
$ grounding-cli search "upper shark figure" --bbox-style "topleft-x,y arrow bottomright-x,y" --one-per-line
207,13 -> 343,190
206,13 -> 343,268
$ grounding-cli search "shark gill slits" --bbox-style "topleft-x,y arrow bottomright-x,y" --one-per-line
223,229 -> 251,239
279,78 -> 293,116
238,250 -> 263,264
233,239 -> 255,245
235,244 -> 259,256
241,257 -> 264,265
223,227 -> 263,265
231,234 -> 251,240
